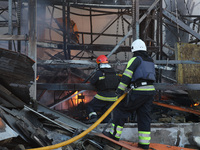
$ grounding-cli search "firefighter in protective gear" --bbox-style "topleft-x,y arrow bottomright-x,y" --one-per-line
85,55 -> 120,124
103,39 -> 156,149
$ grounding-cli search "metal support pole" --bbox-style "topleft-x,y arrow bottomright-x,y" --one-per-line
28,0 -> 37,102
62,0 -> 67,59
8,0 -> 13,50
132,0 -> 139,41
17,0 -> 22,52
67,1 -> 71,59
156,0 -> 162,100
135,0 -> 139,39
158,0 -> 163,84
90,7 -> 93,44
89,7 -> 94,59
159,0 -> 163,64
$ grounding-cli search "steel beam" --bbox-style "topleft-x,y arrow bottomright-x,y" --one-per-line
155,60 -> 200,65
163,9 -> 200,40
37,59 -> 200,69
28,0 -> 37,101
37,83 -> 95,90
37,42 -> 159,53
0,35 -> 28,41
37,59 -> 97,68
37,83 -> 200,91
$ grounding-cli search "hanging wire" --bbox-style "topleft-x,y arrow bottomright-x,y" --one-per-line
121,10 -> 128,61
47,5 -> 55,41
116,10 -> 119,44
163,0 -> 167,9
115,9 -> 120,60
170,0 -> 173,12
184,0 -> 190,15
12,0 -> 18,52
121,14 -> 125,45
175,0 -> 181,44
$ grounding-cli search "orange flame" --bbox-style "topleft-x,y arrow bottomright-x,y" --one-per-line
190,102 -> 199,107
194,102 -> 199,107
36,75 -> 39,81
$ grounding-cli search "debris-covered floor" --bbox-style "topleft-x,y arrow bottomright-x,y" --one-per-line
1,88 -> 200,150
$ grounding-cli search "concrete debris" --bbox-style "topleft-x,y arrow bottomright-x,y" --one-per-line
193,136 -> 200,148
192,123 -> 200,148
97,122 -> 200,149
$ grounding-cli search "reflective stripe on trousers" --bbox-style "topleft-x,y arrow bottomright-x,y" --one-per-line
110,123 -> 123,139
138,131 -> 151,145
89,112 -> 97,118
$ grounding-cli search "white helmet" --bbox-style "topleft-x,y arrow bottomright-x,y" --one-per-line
131,39 -> 147,52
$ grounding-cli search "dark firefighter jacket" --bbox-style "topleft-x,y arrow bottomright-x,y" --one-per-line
90,67 -> 120,101
116,51 -> 156,95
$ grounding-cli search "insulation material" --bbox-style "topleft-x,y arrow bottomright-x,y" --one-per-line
176,43 -> 200,102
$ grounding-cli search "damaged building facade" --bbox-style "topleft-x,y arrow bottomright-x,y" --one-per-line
0,0 -> 200,149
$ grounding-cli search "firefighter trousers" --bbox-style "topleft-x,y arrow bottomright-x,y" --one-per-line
86,97 -> 114,122
112,91 -> 155,132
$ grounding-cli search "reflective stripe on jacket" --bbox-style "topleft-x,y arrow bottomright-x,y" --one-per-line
94,94 -> 118,101
116,56 -> 155,94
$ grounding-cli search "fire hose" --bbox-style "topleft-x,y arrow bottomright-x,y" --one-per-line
26,93 -> 127,150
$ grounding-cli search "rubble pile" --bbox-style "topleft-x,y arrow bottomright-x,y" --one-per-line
0,95 -> 76,150
1,84 -> 200,150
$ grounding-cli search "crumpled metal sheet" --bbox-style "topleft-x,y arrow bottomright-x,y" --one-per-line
0,106 -> 52,147
0,117 -> 18,141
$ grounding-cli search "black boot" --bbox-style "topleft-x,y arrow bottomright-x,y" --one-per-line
84,115 -> 98,124
102,131 -> 119,141
138,143 -> 149,149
